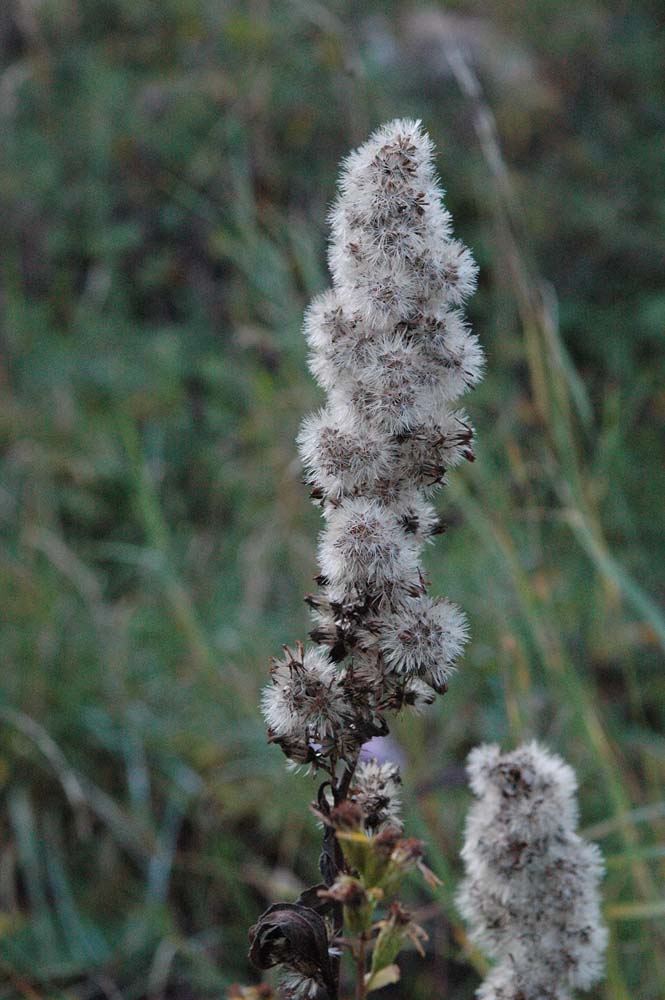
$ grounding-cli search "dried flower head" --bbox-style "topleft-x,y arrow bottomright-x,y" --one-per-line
328,120 -> 477,324
262,118 -> 483,773
298,410 -> 395,501
319,498 -> 420,599
374,594 -> 468,689
351,757 -> 403,833
262,645 -> 352,764
457,742 -> 607,1000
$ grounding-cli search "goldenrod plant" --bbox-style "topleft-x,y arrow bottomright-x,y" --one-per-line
249,121 -> 606,1000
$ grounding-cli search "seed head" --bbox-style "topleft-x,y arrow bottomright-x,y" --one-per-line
457,742 -> 607,999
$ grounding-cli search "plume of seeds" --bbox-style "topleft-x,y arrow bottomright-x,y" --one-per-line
457,742 -> 608,1000
262,118 -> 484,776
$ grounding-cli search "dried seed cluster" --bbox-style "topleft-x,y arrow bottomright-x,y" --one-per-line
350,758 -> 403,833
457,742 -> 608,1000
262,119 -> 483,773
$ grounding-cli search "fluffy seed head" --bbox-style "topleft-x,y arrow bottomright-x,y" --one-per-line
476,962 -> 569,1000
298,410 -> 395,501
465,740 -> 580,837
319,498 -> 419,599
410,306 -> 485,400
375,595 -> 468,690
261,645 -> 352,755
304,290 -> 371,393
328,119 -> 477,324
351,758 -> 403,833
457,742 -> 607,999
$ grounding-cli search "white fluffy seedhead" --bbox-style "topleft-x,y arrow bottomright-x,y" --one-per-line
412,306 -> 485,399
319,498 -> 420,598
304,290 -> 370,393
394,410 -> 475,489
336,328 -> 481,437
374,595 -> 468,691
328,119 -> 477,325
389,491 -> 444,544
465,740 -> 580,837
265,119 -> 483,769
279,973 -> 324,1000
338,331 -> 435,435
351,757 -> 403,833
297,410 -> 396,501
261,645 -> 352,762
458,742 -> 607,1000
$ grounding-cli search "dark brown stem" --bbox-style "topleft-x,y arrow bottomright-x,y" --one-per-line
334,755 -> 360,805
327,754 -> 361,999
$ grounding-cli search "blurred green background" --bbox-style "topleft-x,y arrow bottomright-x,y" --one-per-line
1,1 -> 664,997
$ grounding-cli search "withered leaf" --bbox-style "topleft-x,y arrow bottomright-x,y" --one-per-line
296,883 -> 333,916
248,902 -> 334,996
319,824 -> 339,887
315,782 -> 343,888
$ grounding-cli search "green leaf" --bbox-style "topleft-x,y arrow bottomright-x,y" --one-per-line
365,964 -> 401,993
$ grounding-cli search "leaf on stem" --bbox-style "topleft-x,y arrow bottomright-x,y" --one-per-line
365,964 -> 401,993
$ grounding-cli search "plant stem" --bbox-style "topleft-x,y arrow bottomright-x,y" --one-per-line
334,755 -> 360,804
327,754 -> 361,999
355,935 -> 367,1000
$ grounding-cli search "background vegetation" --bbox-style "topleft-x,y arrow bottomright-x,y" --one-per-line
1,1 -> 664,997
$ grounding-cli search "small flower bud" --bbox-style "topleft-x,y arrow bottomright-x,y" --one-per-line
318,875 -> 374,934
370,902 -> 428,978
